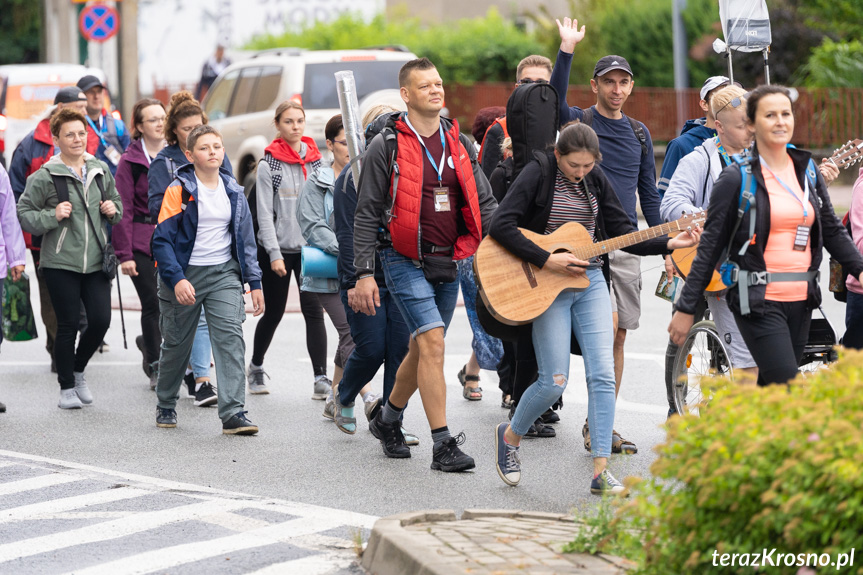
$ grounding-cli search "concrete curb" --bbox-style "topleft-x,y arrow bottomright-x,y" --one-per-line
361,508 -> 631,575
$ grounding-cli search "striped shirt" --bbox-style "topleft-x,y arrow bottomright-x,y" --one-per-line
546,169 -> 601,266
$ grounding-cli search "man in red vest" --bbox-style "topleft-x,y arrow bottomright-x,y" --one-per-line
352,57 -> 497,472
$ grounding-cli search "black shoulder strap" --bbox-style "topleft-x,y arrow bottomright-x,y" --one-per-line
50,173 -> 70,204
94,173 -> 107,201
627,116 -> 649,157
181,188 -> 192,211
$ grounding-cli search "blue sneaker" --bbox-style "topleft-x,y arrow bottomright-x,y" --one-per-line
590,469 -> 626,496
494,423 -> 520,486
156,407 -> 177,428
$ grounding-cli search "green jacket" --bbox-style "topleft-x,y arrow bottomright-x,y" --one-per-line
17,154 -> 123,274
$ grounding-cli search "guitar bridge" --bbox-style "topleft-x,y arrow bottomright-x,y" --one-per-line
522,261 -> 538,288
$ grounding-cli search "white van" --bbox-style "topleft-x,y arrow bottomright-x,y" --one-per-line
203,48 -> 415,181
0,64 -> 108,167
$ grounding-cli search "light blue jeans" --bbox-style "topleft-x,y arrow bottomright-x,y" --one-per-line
510,269 -> 616,458
189,309 -> 211,379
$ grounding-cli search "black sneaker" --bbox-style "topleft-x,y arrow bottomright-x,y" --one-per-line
184,372 -> 196,398
368,412 -> 410,458
193,382 -> 218,407
156,407 -> 177,428
222,411 -> 258,435
431,432 -> 475,472
0,401 -> 6,413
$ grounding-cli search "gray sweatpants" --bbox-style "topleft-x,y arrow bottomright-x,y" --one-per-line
156,260 -> 247,423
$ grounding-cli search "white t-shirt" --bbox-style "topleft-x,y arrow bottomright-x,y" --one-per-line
188,176 -> 232,266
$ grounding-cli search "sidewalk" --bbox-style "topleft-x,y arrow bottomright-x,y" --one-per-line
361,509 -> 632,575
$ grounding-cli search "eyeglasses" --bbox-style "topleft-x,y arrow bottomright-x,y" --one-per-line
144,117 -> 166,125
62,131 -> 88,141
714,92 -> 751,117
516,78 -> 548,86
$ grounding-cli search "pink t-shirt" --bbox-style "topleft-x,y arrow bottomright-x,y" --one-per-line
845,167 -> 863,294
761,158 -> 815,301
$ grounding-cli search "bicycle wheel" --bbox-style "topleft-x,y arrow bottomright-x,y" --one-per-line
672,321 -> 733,416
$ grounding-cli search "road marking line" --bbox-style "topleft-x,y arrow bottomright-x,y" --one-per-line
59,515 -> 353,575
244,552 -> 357,575
197,510 -> 273,532
0,486 -> 150,523
0,473 -> 81,496
0,498 -> 250,563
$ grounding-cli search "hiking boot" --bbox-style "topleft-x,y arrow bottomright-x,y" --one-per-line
402,427 -> 420,446
333,392 -> 357,434
156,407 -> 177,428
431,432 -> 475,472
368,412 -> 410,458
590,469 -> 626,496
73,372 -> 93,405
494,423 -> 521,486
222,411 -> 258,435
58,389 -> 82,409
312,375 -> 331,401
193,381 -> 218,407
247,363 -> 270,395
363,393 -> 382,422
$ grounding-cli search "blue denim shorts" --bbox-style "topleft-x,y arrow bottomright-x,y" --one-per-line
380,247 -> 459,338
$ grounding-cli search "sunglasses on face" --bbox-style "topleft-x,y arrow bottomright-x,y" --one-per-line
714,92 -> 751,117
516,78 -> 548,86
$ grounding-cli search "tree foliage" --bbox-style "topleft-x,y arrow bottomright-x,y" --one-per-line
796,39 -> 863,88
0,0 -> 42,65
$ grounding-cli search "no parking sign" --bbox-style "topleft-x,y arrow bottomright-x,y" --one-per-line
79,3 -> 120,43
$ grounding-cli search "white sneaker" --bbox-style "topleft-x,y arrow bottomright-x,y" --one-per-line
73,372 -> 93,405
58,389 -> 83,409
312,375 -> 331,401
247,362 -> 270,395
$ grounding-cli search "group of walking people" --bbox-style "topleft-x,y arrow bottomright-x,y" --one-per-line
3,15 -> 863,496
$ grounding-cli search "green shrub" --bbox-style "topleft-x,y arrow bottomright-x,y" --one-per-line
567,349 -> 863,574
798,39 -> 863,88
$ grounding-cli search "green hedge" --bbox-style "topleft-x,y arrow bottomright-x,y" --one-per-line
567,350 -> 863,574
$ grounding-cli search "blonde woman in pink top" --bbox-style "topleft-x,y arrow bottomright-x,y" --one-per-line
670,85 -> 863,386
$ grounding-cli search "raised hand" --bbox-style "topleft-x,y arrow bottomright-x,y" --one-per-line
556,17 -> 586,54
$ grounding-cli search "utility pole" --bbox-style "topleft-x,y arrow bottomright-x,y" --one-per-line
44,0 -> 80,64
672,0 -> 689,130
119,0 -> 139,118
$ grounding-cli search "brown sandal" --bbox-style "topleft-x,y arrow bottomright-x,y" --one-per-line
612,430 -> 637,454
458,365 -> 482,401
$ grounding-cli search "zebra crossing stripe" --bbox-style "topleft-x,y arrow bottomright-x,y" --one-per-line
0,486 -> 151,523
0,472 -> 81,496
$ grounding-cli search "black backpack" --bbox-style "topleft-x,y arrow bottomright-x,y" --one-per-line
506,83 -> 559,181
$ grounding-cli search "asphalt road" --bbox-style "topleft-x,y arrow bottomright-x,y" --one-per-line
0,252 -> 847,573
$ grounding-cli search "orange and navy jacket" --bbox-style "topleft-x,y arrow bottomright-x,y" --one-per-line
151,163 -> 262,291
388,116 -> 484,261
8,119 -> 54,250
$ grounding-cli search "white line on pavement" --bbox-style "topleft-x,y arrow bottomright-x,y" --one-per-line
244,553 -> 358,575
0,473 -> 81,496
59,515 -> 354,575
0,486 -> 150,523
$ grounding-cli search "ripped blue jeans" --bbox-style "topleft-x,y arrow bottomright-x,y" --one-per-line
509,269 -> 616,458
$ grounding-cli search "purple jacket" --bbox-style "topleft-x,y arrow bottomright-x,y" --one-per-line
113,139 -> 157,262
0,165 -> 27,279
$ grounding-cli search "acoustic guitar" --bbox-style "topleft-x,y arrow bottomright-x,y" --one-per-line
474,212 -> 706,325
670,138 -> 863,292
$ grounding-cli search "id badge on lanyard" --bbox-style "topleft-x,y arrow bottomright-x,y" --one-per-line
405,117 -> 450,212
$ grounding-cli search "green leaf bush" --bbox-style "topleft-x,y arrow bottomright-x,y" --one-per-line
570,349 -> 863,574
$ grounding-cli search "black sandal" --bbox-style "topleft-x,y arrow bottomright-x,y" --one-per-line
525,418 -> 556,438
458,365 -> 482,401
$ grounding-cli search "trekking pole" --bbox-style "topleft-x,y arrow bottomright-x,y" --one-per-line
116,276 -> 127,349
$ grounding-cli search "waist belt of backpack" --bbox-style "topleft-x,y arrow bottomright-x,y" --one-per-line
133,215 -> 153,224
738,270 -> 819,315
421,241 -> 453,255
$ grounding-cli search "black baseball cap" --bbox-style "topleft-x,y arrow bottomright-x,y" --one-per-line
54,86 -> 86,105
593,55 -> 633,78
77,75 -> 105,92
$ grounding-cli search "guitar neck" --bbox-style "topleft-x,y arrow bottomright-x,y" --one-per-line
573,221 -> 682,260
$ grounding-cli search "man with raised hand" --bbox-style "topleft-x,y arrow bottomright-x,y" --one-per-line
352,57 -> 497,472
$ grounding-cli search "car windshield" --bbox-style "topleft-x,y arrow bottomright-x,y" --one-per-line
302,61 -> 404,109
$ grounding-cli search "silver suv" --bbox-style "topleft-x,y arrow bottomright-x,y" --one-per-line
203,48 -> 415,181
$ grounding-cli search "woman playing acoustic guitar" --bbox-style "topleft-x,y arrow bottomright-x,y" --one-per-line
489,122 -> 699,494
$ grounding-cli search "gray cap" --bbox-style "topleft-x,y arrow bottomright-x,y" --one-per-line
54,86 -> 86,105
700,76 -> 731,100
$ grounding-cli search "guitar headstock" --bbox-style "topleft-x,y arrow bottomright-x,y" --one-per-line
830,139 -> 863,170
676,210 -> 707,230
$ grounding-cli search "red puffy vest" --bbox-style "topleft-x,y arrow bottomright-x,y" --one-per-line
388,117 -> 483,261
